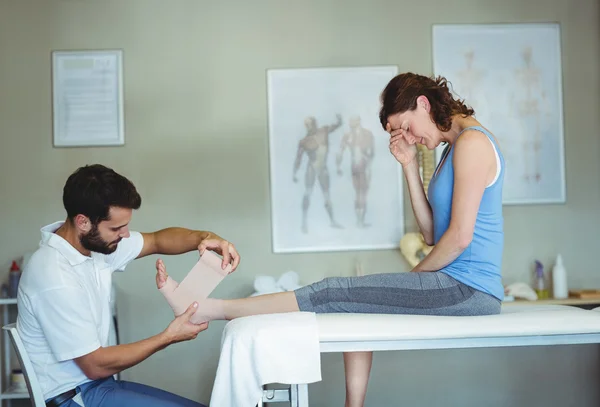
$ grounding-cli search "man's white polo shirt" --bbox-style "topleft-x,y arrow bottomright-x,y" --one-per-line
16,221 -> 144,400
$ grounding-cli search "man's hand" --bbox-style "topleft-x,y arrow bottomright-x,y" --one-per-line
198,232 -> 241,271
162,302 -> 208,345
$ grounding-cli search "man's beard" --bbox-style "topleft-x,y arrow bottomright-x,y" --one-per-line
80,223 -> 121,255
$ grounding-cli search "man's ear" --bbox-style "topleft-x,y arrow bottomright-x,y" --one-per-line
74,214 -> 91,233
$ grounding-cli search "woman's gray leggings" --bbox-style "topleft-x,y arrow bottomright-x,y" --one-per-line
294,271 -> 501,316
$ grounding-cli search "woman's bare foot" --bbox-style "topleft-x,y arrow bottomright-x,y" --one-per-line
156,258 -> 174,290
155,257 -> 226,324
155,259 -> 189,316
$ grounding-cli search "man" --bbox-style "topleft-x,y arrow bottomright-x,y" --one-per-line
292,114 -> 344,234
16,164 -> 240,407
335,115 -> 375,228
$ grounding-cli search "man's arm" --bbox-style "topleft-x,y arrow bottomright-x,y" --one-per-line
411,131 -> 495,272
75,302 -> 205,380
138,228 -> 240,271
35,286 -> 204,380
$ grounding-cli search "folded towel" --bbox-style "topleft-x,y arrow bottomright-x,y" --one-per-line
251,271 -> 303,297
209,312 -> 321,407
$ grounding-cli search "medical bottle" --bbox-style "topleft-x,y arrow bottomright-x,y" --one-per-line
534,260 -> 549,299
552,254 -> 568,299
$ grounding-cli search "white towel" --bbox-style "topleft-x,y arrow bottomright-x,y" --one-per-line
209,312 -> 322,407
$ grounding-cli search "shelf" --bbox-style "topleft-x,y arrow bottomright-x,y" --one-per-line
504,297 -> 600,306
0,386 -> 29,399
0,298 -> 17,305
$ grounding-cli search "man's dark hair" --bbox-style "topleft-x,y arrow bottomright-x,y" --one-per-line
63,164 -> 142,224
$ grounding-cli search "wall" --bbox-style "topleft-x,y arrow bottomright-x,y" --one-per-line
1,0 -> 599,405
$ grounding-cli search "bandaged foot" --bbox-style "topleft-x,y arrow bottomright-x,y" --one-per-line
156,251 -> 231,324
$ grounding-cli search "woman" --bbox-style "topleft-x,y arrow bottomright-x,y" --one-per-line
157,72 -> 505,407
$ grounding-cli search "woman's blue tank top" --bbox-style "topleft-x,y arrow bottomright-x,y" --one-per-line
427,126 -> 505,300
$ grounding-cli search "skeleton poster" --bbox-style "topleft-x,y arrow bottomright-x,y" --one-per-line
433,23 -> 566,204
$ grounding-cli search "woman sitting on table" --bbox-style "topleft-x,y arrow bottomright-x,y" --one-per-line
157,72 -> 506,407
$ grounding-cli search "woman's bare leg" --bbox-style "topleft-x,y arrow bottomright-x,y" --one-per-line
158,260 -> 372,406
221,292 -> 300,319
156,259 -> 299,322
343,351 -> 373,407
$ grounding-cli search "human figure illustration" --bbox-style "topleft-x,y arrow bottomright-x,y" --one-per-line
336,115 -> 374,228
455,49 -> 487,114
511,46 -> 547,183
293,114 -> 344,234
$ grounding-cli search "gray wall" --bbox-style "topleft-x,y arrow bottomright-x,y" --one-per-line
1,0 -> 599,406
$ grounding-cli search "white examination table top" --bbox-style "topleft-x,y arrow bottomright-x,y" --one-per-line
252,305 -> 600,406
315,305 -> 600,352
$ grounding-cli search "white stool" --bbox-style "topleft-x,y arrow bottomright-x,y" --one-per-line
3,323 -> 86,407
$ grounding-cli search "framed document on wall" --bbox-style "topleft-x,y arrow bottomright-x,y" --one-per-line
52,49 -> 125,147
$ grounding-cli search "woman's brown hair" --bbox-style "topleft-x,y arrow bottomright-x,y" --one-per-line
379,73 -> 474,132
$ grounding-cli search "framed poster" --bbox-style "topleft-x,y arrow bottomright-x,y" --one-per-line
267,65 -> 404,253
52,49 -> 124,147
433,23 -> 566,204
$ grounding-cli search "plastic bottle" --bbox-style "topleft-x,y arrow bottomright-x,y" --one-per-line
552,254 -> 568,299
534,260 -> 549,299
8,261 -> 21,298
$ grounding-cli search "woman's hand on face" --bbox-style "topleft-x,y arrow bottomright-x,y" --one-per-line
387,123 -> 418,167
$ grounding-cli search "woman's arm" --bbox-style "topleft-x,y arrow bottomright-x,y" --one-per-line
412,130 -> 496,272
402,160 -> 435,245
388,124 -> 435,245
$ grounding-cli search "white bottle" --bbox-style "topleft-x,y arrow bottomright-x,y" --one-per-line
552,254 -> 568,299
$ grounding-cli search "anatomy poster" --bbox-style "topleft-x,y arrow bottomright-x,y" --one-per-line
433,23 -> 566,204
267,66 -> 404,253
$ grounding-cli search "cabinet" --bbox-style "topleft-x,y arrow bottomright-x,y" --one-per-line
0,298 -> 28,406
